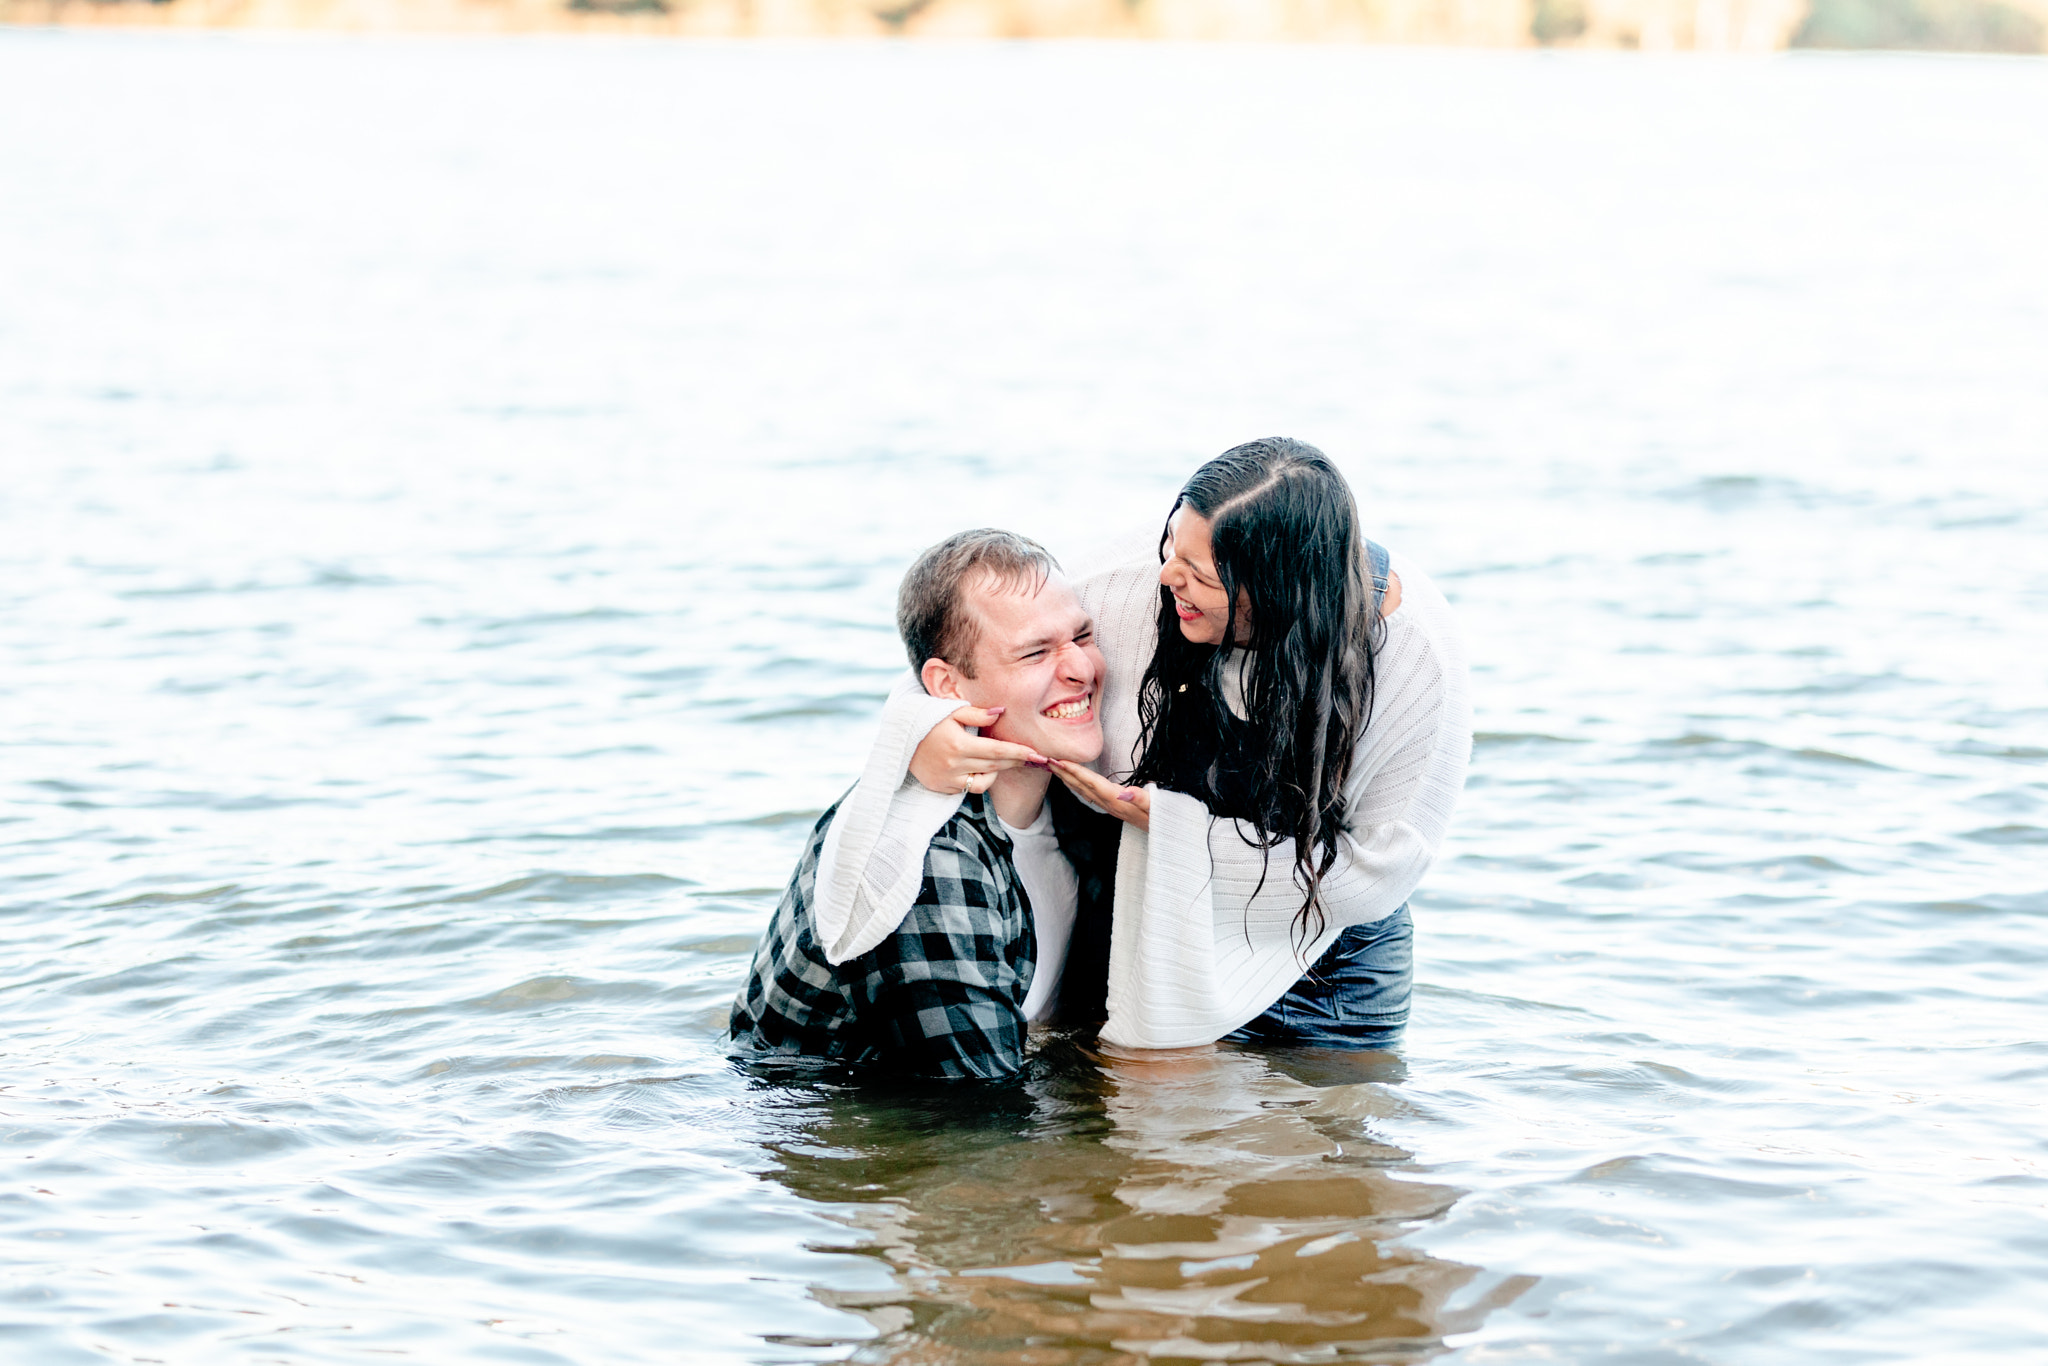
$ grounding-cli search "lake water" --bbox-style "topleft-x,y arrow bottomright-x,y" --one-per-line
3,29 -> 2046,1365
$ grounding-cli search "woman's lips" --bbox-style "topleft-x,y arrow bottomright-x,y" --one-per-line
1173,598 -> 1203,621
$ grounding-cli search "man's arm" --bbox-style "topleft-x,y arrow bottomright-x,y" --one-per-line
849,829 -> 1031,1083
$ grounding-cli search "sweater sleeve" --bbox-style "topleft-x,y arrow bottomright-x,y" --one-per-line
811,674 -> 969,964
1101,555 -> 1472,1049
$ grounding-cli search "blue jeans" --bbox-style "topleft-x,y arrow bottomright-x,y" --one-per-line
1223,905 -> 1412,1050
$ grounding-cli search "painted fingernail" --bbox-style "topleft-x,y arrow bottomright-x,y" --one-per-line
1119,788 -> 1138,801
986,706 -> 1005,715
1025,758 -> 1049,769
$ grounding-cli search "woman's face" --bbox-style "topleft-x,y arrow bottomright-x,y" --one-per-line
1159,509 -> 1251,647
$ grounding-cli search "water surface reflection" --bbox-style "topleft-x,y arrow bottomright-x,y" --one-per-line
7,34 -> 2045,1364
759,1043 -> 1533,1362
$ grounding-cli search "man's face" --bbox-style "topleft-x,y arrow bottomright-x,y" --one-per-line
942,573 -> 1106,765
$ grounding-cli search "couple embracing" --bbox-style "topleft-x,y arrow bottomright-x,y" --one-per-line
730,437 -> 1471,1081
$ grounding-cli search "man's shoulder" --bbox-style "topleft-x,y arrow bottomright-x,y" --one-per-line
922,796 -> 1013,882
885,796 -> 1030,969
790,794 -> 848,875
894,795 -> 1034,940
928,794 -> 1002,846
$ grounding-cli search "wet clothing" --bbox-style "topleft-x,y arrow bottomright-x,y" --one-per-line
1160,541 -> 1416,1049
730,786 -> 1117,1082
1224,904 -> 1413,1048
812,535 -> 1467,1051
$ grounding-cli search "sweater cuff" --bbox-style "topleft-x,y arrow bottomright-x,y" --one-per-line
1099,787 -> 1223,1049
814,686 -> 968,963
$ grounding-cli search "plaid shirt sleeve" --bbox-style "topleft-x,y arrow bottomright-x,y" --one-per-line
845,816 -> 1034,1083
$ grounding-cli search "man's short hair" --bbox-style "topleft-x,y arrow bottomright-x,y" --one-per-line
898,529 -> 1060,677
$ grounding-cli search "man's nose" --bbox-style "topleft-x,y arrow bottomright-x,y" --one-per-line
1054,641 -> 1095,683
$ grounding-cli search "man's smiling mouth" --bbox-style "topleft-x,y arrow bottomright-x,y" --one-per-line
1041,694 -> 1092,721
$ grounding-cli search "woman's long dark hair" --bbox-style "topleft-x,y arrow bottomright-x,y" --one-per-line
1129,438 -> 1382,950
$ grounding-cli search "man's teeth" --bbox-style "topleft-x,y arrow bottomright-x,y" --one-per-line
1041,698 -> 1090,720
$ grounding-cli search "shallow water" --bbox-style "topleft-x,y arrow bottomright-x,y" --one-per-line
3,29 -> 2046,1365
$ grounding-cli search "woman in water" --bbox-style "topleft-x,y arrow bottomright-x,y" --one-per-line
815,437 -> 1470,1050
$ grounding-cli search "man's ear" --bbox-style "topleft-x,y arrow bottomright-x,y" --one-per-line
921,657 -> 968,701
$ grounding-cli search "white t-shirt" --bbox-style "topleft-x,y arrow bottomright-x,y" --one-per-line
997,803 -> 1079,1025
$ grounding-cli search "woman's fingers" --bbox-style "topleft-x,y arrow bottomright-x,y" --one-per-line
946,707 -> 1048,768
1045,757 -> 1107,796
912,707 -> 1045,792
1047,763 -> 1093,799
925,701 -> 1074,797
944,738 -> 1046,796
1110,783 -> 1151,830
957,737 -> 1047,768
910,718 -> 975,793
1048,760 -> 1149,827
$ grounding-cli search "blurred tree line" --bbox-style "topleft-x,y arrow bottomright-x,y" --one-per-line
1790,0 -> 2042,48
9,0 -> 2044,52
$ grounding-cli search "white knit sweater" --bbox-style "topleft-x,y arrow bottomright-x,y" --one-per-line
811,544 -> 1471,1049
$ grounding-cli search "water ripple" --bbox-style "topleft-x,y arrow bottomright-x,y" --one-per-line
3,33 -> 2047,1366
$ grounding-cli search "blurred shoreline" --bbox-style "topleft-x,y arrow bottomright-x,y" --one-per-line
5,0 -> 2043,51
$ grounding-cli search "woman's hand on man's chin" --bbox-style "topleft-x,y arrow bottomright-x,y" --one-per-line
1046,759 -> 1152,832
909,705 -> 1049,796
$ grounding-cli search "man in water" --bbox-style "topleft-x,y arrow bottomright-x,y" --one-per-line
729,529 -> 1116,1082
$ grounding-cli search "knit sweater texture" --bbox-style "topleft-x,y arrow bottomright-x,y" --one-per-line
812,543 -> 1471,1048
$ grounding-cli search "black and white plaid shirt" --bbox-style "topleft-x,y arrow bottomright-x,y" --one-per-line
729,792 -> 1041,1083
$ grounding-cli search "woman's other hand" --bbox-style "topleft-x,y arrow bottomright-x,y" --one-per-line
909,706 -> 1049,796
1048,759 -> 1152,832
